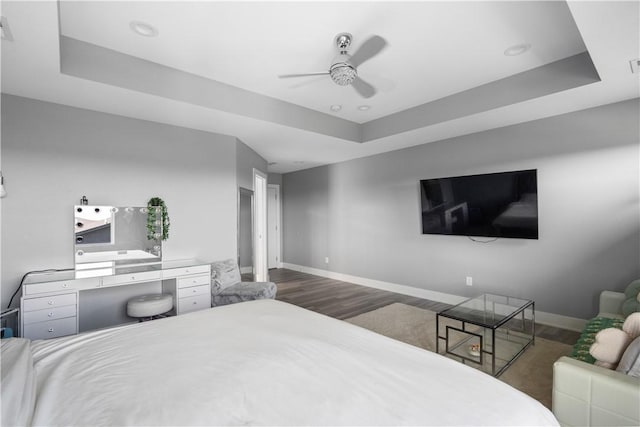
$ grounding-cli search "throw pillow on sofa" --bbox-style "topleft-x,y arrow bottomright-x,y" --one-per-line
616,336 -> 640,377
590,312 -> 640,369
622,279 -> 640,317
590,328 -> 632,368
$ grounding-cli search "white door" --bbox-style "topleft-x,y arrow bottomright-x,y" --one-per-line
267,185 -> 281,269
253,169 -> 268,282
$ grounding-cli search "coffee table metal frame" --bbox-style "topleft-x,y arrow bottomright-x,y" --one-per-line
436,293 -> 535,377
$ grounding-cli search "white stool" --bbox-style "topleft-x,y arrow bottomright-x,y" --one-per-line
127,294 -> 173,321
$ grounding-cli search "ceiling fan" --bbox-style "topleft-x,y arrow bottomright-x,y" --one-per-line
278,33 -> 387,99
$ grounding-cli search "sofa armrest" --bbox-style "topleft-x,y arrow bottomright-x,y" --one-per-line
553,356 -> 640,426
598,291 -> 625,319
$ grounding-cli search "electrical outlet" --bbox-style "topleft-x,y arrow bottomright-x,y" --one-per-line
325,257 -> 329,264
466,276 -> 473,286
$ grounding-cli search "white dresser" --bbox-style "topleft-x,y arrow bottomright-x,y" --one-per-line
20,260 -> 211,340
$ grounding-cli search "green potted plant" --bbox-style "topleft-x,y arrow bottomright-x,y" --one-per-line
147,197 -> 170,241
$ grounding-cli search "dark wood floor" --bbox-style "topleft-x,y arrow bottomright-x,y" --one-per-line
268,268 -> 580,345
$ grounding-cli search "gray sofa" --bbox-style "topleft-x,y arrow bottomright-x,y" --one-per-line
552,291 -> 640,426
210,259 -> 277,307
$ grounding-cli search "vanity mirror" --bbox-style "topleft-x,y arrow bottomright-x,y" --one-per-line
238,188 -> 254,280
74,205 -> 162,268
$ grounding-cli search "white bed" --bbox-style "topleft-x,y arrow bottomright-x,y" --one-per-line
2,299 -> 558,426
492,193 -> 538,229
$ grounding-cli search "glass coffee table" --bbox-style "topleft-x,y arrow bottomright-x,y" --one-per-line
436,293 -> 535,377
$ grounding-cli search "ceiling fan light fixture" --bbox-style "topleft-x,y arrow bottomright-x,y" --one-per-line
330,63 -> 357,86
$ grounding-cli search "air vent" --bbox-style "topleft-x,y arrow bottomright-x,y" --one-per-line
630,59 -> 640,74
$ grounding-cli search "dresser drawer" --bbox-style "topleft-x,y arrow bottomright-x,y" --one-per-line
102,270 -> 161,286
177,274 -> 210,289
23,317 -> 77,340
163,264 -> 210,279
23,293 -> 77,312
178,293 -> 210,314
178,284 -> 210,299
23,277 -> 101,295
23,305 -> 77,325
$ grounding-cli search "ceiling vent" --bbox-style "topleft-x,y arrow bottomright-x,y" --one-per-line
630,59 -> 640,74
0,16 -> 13,41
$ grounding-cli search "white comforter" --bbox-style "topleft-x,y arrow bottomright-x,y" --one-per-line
26,300 -> 557,426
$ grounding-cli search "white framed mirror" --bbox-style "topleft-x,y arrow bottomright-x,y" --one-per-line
238,188 -> 254,280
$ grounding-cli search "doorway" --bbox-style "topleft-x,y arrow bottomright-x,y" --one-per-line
267,184 -> 281,269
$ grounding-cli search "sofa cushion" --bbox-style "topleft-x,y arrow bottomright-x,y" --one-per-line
622,279 -> 640,317
616,336 -> 640,377
624,279 -> 640,299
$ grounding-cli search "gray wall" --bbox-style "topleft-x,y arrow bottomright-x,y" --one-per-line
236,138 -> 268,191
1,95 -> 238,329
268,173 -> 282,186
283,99 -> 640,320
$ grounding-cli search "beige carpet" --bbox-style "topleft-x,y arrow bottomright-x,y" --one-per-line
345,302 -> 572,409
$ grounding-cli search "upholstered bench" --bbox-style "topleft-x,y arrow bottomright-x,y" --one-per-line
126,293 -> 173,321
210,259 -> 277,307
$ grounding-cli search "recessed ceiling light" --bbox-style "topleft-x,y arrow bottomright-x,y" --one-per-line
130,21 -> 158,37
357,105 -> 371,111
504,43 -> 531,56
329,105 -> 342,112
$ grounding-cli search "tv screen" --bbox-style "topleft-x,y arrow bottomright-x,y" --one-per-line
420,169 -> 538,239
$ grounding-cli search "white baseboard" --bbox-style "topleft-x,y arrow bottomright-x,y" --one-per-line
535,311 -> 586,332
282,262 -> 586,332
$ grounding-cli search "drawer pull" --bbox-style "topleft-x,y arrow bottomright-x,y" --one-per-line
192,289 -> 197,293
48,312 -> 54,317
62,284 -> 69,288
48,300 -> 54,305
193,301 -> 197,305
131,276 -> 136,280
186,269 -> 190,273
48,328 -> 54,333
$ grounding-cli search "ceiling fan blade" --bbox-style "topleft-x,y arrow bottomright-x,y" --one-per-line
278,72 -> 329,79
352,76 -> 377,98
348,35 -> 387,68
289,75 -> 328,89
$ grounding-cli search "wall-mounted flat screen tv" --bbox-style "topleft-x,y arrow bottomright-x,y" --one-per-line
420,169 -> 538,239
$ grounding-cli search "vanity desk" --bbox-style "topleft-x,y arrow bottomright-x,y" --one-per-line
20,259 -> 211,340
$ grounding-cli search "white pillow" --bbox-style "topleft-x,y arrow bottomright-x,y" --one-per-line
1,338 -> 36,426
616,336 -> 640,378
